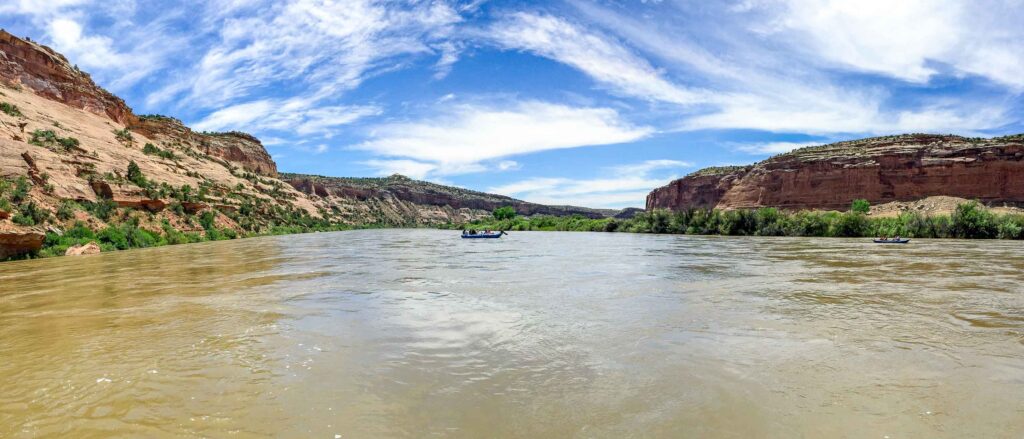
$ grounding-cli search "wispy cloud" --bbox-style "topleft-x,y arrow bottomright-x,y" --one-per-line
173,0 -> 462,108
572,0 -> 1020,135
193,98 -> 381,135
489,12 -> 705,105
767,0 -> 1024,89
354,100 -> 652,178
488,159 -> 692,208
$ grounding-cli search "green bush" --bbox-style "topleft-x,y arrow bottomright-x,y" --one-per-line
81,199 -> 118,221
113,128 -> 133,143
98,226 -> 129,250
127,160 -> 147,187
951,201 -> 996,238
492,206 -> 516,220
0,102 -> 23,117
199,210 -> 217,231
851,199 -> 870,214
57,137 -> 80,151
996,215 -> 1024,239
56,200 -> 78,220
142,143 -> 176,160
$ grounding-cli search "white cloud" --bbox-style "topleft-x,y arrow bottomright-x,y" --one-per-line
487,159 -> 692,208
432,41 -> 461,80
175,0 -> 462,108
193,98 -> 381,135
611,159 -> 693,176
573,1 -> 1021,135
354,100 -> 652,177
496,160 -> 520,171
0,3 -> 177,91
489,12 -> 704,105
769,0 -> 1024,89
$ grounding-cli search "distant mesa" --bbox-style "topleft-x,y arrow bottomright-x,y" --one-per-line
648,133 -> 1024,212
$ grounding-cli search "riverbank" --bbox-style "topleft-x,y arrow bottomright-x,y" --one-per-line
450,201 -> 1024,240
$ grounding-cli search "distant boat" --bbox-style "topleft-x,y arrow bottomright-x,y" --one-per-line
461,231 -> 507,239
873,238 -> 910,244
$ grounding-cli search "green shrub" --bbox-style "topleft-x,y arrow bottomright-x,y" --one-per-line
851,199 -> 870,214
951,201 -> 996,239
141,142 -> 177,160
127,160 -> 147,187
29,129 -> 57,147
0,102 -> 22,117
12,211 -> 35,226
98,226 -> 129,250
57,136 -> 80,151
56,200 -> 78,220
11,176 -> 30,203
829,212 -> 869,237
81,199 -> 118,221
65,222 -> 96,240
492,206 -> 516,220
199,210 -> 217,231
996,215 -> 1024,239
113,128 -> 133,144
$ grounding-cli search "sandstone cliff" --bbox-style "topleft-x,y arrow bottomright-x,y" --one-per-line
0,30 -> 134,126
0,30 -> 615,259
131,116 -> 277,177
647,134 -> 1024,211
282,173 -> 616,226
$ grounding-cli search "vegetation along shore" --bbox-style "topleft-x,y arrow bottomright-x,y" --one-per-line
453,200 -> 1024,240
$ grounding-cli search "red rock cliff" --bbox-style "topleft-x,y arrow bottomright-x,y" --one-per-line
647,134 -> 1024,211
0,29 -> 136,126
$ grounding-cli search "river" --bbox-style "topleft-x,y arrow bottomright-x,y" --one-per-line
1,230 -> 1023,437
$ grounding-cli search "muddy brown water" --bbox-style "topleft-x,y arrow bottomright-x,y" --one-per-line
2,230 -> 1023,437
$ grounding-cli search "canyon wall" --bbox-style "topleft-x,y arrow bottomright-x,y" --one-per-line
0,30 -> 135,126
0,30 -> 617,258
283,173 -> 617,225
647,134 -> 1024,211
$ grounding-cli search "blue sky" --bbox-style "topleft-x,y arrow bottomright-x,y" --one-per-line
2,0 -> 1023,208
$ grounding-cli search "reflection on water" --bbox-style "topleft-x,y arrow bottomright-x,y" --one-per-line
1,230 -> 1023,437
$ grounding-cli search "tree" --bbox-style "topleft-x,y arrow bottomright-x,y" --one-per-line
951,201 -> 996,239
493,206 -> 516,220
851,199 -> 870,214
126,160 -> 147,187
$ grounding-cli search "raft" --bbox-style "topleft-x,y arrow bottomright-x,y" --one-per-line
461,232 -> 506,239
873,238 -> 910,244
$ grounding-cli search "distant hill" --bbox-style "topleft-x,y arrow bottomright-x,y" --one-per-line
281,173 -> 619,226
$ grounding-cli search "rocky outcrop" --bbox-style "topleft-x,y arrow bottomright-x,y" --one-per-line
131,116 -> 278,178
647,134 -> 1024,211
65,241 -> 100,256
283,173 -> 617,225
200,132 -> 277,177
0,30 -> 135,125
0,227 -> 44,259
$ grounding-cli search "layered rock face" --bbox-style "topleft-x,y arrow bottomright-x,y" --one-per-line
200,132 -> 277,177
648,134 -> 1024,211
130,117 -> 278,177
283,173 -> 617,225
0,29 -> 618,259
0,30 -> 135,125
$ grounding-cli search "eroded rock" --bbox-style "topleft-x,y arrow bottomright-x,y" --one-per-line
0,229 -> 45,259
648,134 -> 1024,211
65,241 -> 100,256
